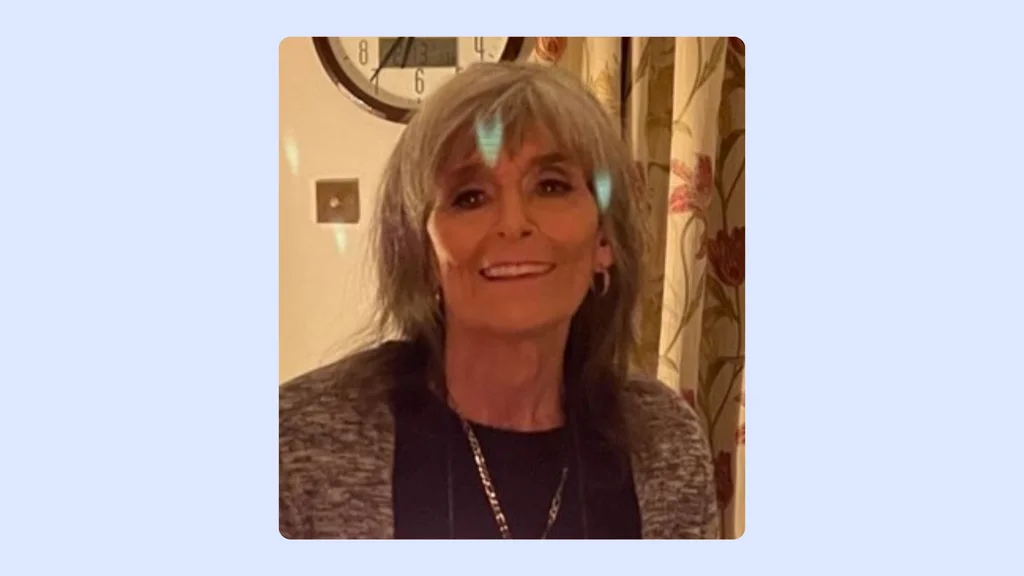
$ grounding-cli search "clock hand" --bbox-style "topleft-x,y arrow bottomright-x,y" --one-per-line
370,37 -> 405,83
400,37 -> 415,68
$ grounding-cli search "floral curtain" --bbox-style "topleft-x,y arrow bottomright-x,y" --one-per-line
532,37 -> 746,539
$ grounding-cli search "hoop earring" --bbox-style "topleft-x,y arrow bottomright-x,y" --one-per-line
592,269 -> 611,297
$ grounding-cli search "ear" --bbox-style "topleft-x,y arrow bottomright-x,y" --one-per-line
594,231 -> 614,271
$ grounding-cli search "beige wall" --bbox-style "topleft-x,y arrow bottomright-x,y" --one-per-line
279,37 -> 403,383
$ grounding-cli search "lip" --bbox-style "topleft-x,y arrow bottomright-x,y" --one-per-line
479,261 -> 556,281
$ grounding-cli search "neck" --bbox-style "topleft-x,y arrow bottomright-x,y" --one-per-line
442,322 -> 569,432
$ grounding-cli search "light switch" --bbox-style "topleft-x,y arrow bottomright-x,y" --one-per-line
315,179 -> 360,224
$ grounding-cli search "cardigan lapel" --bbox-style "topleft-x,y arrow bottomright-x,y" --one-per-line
318,385 -> 397,539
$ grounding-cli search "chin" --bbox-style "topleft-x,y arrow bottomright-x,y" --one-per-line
468,312 -> 569,338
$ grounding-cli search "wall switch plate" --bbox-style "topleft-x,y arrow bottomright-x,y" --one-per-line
315,179 -> 360,224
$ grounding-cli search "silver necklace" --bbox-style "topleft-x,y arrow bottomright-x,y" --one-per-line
460,419 -> 569,539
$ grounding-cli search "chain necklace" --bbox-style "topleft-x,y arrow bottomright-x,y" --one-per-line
460,419 -> 569,539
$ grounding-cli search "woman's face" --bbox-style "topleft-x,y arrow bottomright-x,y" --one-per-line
427,126 -> 613,336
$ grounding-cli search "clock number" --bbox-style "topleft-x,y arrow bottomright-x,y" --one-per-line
417,41 -> 428,66
414,68 -> 425,95
474,37 -> 485,61
359,40 -> 368,65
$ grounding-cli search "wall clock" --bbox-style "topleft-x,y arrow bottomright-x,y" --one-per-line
313,37 -> 530,123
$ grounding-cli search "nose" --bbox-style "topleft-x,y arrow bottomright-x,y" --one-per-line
495,184 -> 534,239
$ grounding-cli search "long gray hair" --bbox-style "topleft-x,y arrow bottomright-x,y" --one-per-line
358,61 -> 647,454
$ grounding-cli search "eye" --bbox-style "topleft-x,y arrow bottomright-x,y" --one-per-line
451,188 -> 487,210
537,178 -> 573,196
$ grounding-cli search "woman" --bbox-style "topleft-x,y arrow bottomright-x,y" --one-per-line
280,61 -> 718,539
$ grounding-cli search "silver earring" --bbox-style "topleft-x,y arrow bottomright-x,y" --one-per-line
592,269 -> 611,297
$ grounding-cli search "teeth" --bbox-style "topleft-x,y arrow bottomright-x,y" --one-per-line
482,263 -> 552,279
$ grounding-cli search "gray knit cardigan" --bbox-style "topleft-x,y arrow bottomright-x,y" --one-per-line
279,348 -> 719,539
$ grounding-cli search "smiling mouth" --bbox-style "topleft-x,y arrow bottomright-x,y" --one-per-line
480,262 -> 556,281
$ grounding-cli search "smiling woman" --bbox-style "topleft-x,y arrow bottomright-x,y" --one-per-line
429,130 -> 610,337
279,61 -> 719,539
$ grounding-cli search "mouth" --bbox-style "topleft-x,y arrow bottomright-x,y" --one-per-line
479,262 -> 556,281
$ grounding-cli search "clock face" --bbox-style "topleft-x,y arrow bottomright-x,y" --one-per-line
314,37 -> 528,123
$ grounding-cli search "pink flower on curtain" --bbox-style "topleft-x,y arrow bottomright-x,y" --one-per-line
669,154 -> 714,214
729,37 -> 745,56
535,38 -> 568,63
714,450 -> 734,510
707,226 -> 745,286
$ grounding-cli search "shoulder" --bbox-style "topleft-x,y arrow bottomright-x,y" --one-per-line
278,359 -> 352,449
620,377 -> 703,442
279,340 -> 413,443
620,377 -> 709,463
621,376 -> 720,538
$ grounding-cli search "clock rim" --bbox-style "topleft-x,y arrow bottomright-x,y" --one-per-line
313,37 -> 528,124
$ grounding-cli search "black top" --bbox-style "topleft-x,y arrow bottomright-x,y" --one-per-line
392,383 -> 642,539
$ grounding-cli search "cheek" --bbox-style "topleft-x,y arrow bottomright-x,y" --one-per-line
542,229 -> 602,293
427,213 -> 484,281
536,205 -> 600,265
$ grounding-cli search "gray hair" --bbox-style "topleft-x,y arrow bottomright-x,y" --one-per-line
365,61 -> 647,454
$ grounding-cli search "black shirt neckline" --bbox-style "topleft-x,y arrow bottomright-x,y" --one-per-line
392,377 -> 642,539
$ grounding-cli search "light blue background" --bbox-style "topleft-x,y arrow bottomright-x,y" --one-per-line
2,0 -> 1022,573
